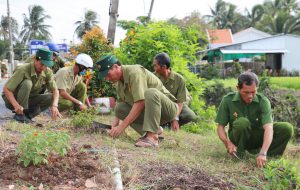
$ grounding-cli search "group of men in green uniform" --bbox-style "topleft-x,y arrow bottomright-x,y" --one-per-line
1,48 -> 294,167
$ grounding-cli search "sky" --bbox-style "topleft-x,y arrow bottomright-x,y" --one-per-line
0,0 -> 266,46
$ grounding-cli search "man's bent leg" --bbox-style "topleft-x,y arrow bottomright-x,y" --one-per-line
71,82 -> 87,104
179,104 -> 197,126
229,117 -> 252,156
58,98 -> 74,112
143,88 -> 178,133
27,94 -> 52,118
114,102 -> 145,135
268,122 -> 294,156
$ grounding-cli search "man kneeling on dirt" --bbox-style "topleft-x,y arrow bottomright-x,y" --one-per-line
2,48 -> 61,123
55,53 -> 93,112
216,72 -> 293,168
95,54 -> 179,147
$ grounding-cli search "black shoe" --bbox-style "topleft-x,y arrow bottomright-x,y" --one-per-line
24,107 -> 41,119
160,122 -> 171,129
13,114 -> 34,124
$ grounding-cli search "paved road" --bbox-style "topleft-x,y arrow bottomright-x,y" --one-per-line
0,79 -> 13,125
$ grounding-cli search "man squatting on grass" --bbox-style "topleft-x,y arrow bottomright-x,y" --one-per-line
95,54 -> 179,148
215,72 -> 293,168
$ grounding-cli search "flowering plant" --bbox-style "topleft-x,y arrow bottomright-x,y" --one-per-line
16,130 -> 71,167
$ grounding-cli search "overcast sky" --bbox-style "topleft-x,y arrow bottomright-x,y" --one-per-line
0,0 -> 265,46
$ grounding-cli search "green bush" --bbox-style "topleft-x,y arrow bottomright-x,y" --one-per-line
116,21 -> 216,133
263,159 -> 300,189
71,109 -> 97,128
16,130 -> 71,167
199,64 -> 220,80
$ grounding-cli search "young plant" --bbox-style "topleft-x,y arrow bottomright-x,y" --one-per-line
16,130 -> 71,167
263,158 -> 300,189
71,109 -> 96,128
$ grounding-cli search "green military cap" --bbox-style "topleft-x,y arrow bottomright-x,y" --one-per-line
36,48 -> 54,68
96,54 -> 118,79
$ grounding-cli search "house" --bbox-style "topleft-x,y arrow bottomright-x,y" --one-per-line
206,29 -> 233,49
232,27 -> 271,43
198,34 -> 300,72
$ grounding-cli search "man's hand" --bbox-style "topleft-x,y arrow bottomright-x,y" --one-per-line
256,155 -> 267,168
14,104 -> 24,115
111,118 -> 120,128
171,120 -> 179,131
79,104 -> 87,111
108,126 -> 124,138
226,141 -> 237,155
50,106 -> 62,120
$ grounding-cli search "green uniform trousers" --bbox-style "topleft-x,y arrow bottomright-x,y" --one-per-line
2,79 -> 52,118
58,82 -> 87,112
229,117 -> 294,156
179,104 -> 197,126
114,88 -> 178,135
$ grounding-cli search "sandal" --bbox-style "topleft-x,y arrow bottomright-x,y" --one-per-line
135,137 -> 158,148
157,127 -> 164,141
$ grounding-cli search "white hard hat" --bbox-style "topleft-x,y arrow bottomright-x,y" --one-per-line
75,53 -> 93,68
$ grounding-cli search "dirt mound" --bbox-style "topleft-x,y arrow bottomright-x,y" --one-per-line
0,144 -> 113,189
135,162 -> 235,190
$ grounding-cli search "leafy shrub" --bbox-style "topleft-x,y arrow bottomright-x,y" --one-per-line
263,159 -> 300,189
71,109 -> 96,128
71,26 -> 115,98
116,21 -> 216,133
202,81 -> 234,107
16,130 -> 71,167
199,64 -> 220,80
227,61 -> 243,78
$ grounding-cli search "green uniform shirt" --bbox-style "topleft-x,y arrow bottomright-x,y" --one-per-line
4,62 -> 56,96
154,70 -> 190,103
52,56 -> 65,74
55,66 -> 82,94
215,92 -> 273,130
115,65 -> 177,105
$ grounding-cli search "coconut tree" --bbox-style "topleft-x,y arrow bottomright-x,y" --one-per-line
74,10 -> 99,39
0,16 -> 19,41
19,5 -> 52,45
245,4 -> 265,28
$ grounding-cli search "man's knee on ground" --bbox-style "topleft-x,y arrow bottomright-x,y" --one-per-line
233,117 -> 251,132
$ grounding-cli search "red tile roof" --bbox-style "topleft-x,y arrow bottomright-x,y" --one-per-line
207,29 -> 233,44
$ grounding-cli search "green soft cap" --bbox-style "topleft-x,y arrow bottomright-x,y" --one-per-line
36,48 -> 54,68
96,54 -> 118,79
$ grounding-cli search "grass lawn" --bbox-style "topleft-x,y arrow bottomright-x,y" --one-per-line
1,114 -> 299,189
204,77 -> 300,90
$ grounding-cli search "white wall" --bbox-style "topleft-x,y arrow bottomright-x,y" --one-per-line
282,36 -> 300,71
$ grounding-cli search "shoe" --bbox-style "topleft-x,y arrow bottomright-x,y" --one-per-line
13,114 -> 34,124
135,137 -> 158,148
24,107 -> 41,119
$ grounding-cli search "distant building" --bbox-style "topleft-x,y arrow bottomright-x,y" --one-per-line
206,29 -> 233,49
232,27 -> 271,43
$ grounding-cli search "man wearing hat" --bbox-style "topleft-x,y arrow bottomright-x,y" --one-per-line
55,53 -> 93,111
96,54 -> 179,147
2,48 -> 61,123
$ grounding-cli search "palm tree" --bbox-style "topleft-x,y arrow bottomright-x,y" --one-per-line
0,15 -> 19,41
19,5 -> 52,45
206,0 -> 246,33
245,5 -> 264,28
74,10 -> 99,39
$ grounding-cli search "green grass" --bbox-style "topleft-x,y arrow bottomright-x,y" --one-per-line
204,77 -> 300,90
270,77 -> 300,90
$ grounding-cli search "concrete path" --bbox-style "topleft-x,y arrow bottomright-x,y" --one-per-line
0,79 -> 13,125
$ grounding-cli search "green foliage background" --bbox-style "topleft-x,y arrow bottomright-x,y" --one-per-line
116,21 -> 216,131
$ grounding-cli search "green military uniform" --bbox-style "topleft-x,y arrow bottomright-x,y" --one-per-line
2,62 -> 57,118
52,56 -> 65,74
155,70 -> 196,125
114,65 -> 179,135
55,66 -> 87,111
216,92 -> 293,156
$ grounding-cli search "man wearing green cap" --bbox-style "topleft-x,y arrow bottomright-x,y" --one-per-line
96,54 -> 179,147
216,72 -> 293,168
2,48 -> 61,123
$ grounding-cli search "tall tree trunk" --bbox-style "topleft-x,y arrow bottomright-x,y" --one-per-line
7,0 -> 15,75
107,0 -> 119,45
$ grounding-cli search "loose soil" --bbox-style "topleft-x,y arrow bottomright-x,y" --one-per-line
0,139 -> 113,189
134,162 -> 235,190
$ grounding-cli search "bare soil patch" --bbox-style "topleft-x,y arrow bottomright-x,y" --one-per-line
0,140 -> 113,189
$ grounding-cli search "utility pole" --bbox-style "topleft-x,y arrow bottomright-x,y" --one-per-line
7,0 -> 15,75
147,0 -> 155,22
107,0 -> 119,45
